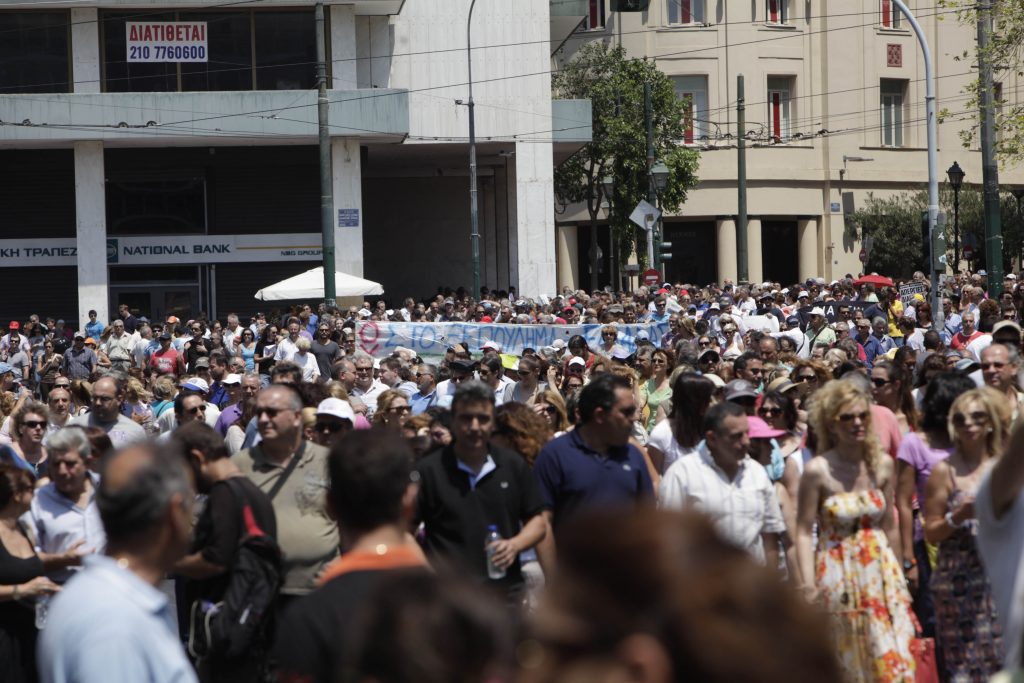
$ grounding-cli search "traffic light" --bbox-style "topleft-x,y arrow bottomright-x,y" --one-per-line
657,232 -> 672,265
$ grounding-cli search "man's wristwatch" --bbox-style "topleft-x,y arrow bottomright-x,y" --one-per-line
903,558 -> 916,572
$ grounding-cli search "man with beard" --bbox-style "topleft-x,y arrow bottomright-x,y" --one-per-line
171,422 -> 277,683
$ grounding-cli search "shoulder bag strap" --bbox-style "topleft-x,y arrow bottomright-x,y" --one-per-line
265,441 -> 305,501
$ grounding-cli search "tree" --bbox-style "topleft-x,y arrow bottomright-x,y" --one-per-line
848,185 -> 1021,276
553,42 -> 700,290
939,1 -> 1024,163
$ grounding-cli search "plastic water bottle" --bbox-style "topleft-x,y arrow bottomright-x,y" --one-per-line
35,595 -> 50,630
485,525 -> 506,580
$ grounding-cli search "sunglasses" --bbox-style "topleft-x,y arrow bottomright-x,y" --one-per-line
952,410 -> 989,426
795,375 -> 818,383
980,362 -> 1008,370
836,411 -> 869,423
22,420 -> 46,429
54,383 -> 70,389
316,421 -> 349,433
758,407 -> 781,417
871,378 -> 891,387
542,405 -> 558,415
256,407 -> 288,417
387,405 -> 411,414
187,405 -> 207,415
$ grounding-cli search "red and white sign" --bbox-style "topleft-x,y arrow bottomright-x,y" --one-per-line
642,268 -> 661,287
127,22 -> 208,62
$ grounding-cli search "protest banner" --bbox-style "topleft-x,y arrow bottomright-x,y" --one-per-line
796,301 -> 873,329
898,281 -> 929,302
355,321 -> 670,359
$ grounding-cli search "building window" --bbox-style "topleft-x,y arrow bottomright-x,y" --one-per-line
0,12 -> 71,94
102,10 -> 318,92
767,76 -> 792,142
667,0 -> 705,25
672,76 -> 708,144
766,0 -> 789,25
881,0 -> 901,28
587,0 -> 606,29
106,175 -> 208,235
880,79 -> 906,147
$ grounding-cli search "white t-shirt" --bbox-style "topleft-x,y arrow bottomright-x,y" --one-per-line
977,467 -> 1024,668
966,333 -> 993,361
647,420 -> 698,472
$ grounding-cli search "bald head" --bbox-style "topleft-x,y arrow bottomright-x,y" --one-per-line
97,444 -> 193,548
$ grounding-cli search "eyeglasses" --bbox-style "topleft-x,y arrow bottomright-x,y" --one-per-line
387,405 -> 411,415
699,341 -> 712,347
518,369 -> 533,376
871,378 -> 891,387
651,358 -> 667,365
187,405 -> 207,415
93,395 -> 117,403
602,332 -> 617,338
542,406 -> 558,415
952,411 -> 990,426
316,421 -> 349,433
758,407 -> 781,417
981,361 -> 1008,370
54,383 -> 70,389
836,411 -> 869,423
795,375 -> 817,383
256,406 -> 288,417
22,420 -> 45,429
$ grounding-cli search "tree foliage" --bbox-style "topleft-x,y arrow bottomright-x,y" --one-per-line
552,42 -> 700,265
938,1 -> 1024,163
848,185 -> 1024,276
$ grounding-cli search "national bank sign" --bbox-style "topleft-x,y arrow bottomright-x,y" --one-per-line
0,234 -> 323,267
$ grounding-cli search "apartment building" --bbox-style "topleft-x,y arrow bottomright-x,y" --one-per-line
0,0 -> 591,326
554,0 -> 1024,288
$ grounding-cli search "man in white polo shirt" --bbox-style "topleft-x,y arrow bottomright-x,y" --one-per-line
658,401 -> 784,567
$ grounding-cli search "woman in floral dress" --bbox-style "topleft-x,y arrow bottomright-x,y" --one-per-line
796,381 -> 916,683
924,387 -> 1008,682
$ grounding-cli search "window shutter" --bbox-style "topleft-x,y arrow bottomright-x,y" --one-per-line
683,93 -> 694,143
768,0 -> 778,23
771,92 -> 781,139
681,0 -> 691,23
882,0 -> 891,27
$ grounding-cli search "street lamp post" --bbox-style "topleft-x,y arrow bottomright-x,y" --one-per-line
465,0 -> 481,299
946,161 -> 965,274
650,162 -> 669,274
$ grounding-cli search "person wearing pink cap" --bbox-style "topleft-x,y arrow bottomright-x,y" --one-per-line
659,401 -> 785,568
746,414 -> 799,574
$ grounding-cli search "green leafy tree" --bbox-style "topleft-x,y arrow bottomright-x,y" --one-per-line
553,42 -> 700,290
848,185 -> 1022,276
938,1 -> 1024,163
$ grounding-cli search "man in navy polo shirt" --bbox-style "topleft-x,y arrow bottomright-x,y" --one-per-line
414,380 -> 546,599
533,373 -> 654,531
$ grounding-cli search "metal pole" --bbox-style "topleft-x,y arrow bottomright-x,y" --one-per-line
978,0 -> 1003,296
953,188 -> 960,273
892,0 -> 942,330
644,81 -> 656,268
316,3 -> 336,308
466,0 -> 482,299
736,74 -> 748,282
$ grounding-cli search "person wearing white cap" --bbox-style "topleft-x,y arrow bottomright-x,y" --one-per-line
803,307 -> 835,358
312,397 -> 355,448
481,340 -> 502,357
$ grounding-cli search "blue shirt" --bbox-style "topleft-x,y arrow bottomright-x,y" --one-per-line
410,389 -> 439,415
83,320 -> 104,340
39,554 -> 198,683
858,335 -> 883,367
533,429 -> 654,529
26,472 -> 106,584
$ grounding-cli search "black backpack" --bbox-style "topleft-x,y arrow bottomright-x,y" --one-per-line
188,478 -> 283,661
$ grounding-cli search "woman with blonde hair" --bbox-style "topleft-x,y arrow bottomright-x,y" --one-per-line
923,387 -> 1009,680
795,380 -> 915,683
373,390 -> 410,431
532,389 -> 569,436
121,377 -> 154,432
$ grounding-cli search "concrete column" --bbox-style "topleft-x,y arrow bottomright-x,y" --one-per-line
556,224 -> 579,291
746,217 -> 763,284
716,218 -> 738,284
514,141 -> 555,296
330,5 -> 357,90
798,218 -> 820,281
74,142 -> 107,331
71,9 -> 101,94
331,138 -> 364,277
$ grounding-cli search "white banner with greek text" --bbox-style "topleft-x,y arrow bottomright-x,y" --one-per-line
355,321 -> 671,358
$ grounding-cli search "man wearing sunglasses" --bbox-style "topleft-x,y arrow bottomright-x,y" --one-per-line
980,341 -> 1023,420
312,397 -> 355,448
234,385 -> 337,603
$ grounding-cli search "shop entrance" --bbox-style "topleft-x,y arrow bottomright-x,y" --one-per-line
109,266 -> 202,323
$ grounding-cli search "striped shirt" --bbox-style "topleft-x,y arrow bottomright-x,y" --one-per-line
658,443 -> 785,564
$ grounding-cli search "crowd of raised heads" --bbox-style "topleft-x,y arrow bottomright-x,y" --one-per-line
2,266 -> 1024,683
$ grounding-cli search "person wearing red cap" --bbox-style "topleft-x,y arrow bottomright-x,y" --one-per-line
0,321 -> 29,360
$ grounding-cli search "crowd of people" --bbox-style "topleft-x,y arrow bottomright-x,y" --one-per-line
1,268 -> 1024,683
